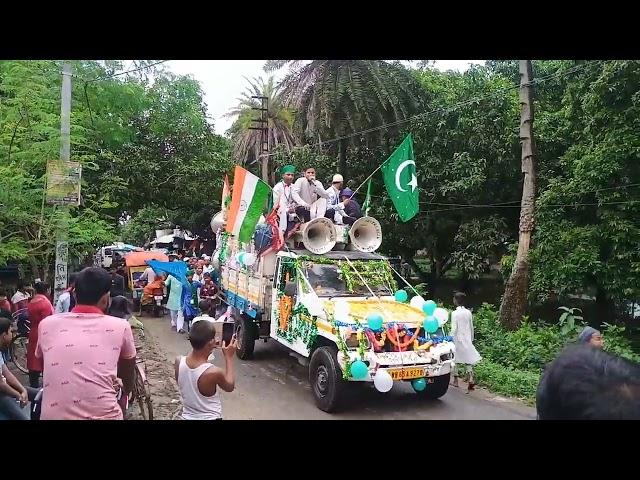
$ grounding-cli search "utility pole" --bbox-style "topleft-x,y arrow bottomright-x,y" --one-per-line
53,62 -> 72,306
249,95 -> 269,182
499,60 -> 537,330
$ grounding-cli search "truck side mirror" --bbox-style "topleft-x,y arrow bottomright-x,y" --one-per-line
283,281 -> 297,297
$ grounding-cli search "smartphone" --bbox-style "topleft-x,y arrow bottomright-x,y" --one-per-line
222,322 -> 236,345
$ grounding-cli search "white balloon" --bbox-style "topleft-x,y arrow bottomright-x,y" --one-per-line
434,307 -> 449,326
373,369 -> 394,393
243,252 -> 257,266
409,295 -> 426,310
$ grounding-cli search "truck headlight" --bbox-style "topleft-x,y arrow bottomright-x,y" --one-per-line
440,352 -> 454,362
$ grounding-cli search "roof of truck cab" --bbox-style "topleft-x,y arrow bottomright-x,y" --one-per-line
284,249 -> 388,261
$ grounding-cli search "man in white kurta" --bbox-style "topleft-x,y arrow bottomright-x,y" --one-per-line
324,173 -> 344,224
291,167 -> 330,223
272,164 -> 297,234
450,292 -> 481,391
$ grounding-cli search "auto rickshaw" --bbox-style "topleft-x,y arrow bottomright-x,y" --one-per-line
124,251 -> 169,315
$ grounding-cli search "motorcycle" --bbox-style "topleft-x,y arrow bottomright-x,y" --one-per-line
140,286 -> 166,317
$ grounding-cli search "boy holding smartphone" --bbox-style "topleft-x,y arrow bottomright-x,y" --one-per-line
174,320 -> 238,420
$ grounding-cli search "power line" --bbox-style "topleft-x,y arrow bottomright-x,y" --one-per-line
364,182 -> 640,208
84,60 -> 168,83
82,60 -> 169,126
419,200 -> 640,215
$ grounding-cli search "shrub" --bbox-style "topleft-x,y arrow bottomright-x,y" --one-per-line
474,360 -> 540,403
466,303 -> 640,402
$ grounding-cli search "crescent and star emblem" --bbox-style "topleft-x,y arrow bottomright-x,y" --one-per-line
394,160 -> 417,193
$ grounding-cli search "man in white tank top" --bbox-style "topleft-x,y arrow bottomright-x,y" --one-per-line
174,320 -> 238,420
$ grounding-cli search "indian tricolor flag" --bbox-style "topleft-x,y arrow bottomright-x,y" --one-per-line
226,166 -> 270,243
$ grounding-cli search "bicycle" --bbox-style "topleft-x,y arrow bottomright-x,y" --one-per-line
128,337 -> 153,420
4,310 -> 30,374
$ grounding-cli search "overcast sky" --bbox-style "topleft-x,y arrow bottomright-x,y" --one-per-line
165,60 -> 485,135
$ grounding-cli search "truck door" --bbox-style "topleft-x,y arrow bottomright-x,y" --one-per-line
271,258 -> 300,348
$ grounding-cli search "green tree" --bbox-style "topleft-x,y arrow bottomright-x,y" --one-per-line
265,60 -> 427,176
120,206 -> 173,246
225,76 -> 298,182
0,60 -> 231,279
528,60 -> 640,319
369,65 -> 521,290
0,61 -> 115,279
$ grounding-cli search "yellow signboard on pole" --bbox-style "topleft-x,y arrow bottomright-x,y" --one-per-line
45,159 -> 81,206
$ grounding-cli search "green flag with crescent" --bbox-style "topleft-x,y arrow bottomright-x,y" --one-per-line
380,134 -> 418,222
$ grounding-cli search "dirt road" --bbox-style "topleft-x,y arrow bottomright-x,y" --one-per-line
143,314 -> 536,420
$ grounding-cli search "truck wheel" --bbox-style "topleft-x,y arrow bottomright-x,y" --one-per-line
236,315 -> 256,360
416,373 -> 450,400
309,346 -> 346,413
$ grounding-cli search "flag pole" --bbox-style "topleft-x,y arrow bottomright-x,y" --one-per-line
348,160 -> 386,200
348,133 -> 412,200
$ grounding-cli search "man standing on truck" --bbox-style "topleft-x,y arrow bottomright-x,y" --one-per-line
273,164 -> 298,234
292,167 -> 330,223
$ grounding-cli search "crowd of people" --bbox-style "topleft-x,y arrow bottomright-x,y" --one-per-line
137,256 -> 220,335
0,264 -> 236,420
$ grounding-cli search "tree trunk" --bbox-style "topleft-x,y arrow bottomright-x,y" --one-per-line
460,272 -> 471,294
28,257 -> 46,283
406,257 -> 430,284
499,60 -> 537,331
269,162 -> 276,186
260,155 -> 269,183
595,285 -> 615,324
338,139 -> 347,178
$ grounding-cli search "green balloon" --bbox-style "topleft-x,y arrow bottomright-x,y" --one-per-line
350,360 -> 369,380
394,289 -> 408,303
367,313 -> 384,331
423,316 -> 439,334
423,300 -> 437,315
412,378 -> 427,392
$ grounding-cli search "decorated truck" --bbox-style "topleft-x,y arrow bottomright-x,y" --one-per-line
211,210 -> 456,412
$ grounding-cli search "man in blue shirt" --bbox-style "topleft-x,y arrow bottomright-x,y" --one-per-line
337,188 -> 363,225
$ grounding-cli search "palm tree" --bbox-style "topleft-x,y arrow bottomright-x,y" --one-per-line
264,60 -> 428,176
225,76 -> 298,182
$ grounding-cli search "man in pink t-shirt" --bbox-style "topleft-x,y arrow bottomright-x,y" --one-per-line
36,267 -> 137,420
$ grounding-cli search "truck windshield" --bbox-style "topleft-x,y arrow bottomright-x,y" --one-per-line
303,263 -> 391,297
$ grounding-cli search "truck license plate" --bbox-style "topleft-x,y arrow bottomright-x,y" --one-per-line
388,367 -> 425,380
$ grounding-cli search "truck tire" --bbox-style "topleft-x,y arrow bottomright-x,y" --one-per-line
416,373 -> 450,400
309,346 -> 346,413
235,315 -> 256,360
